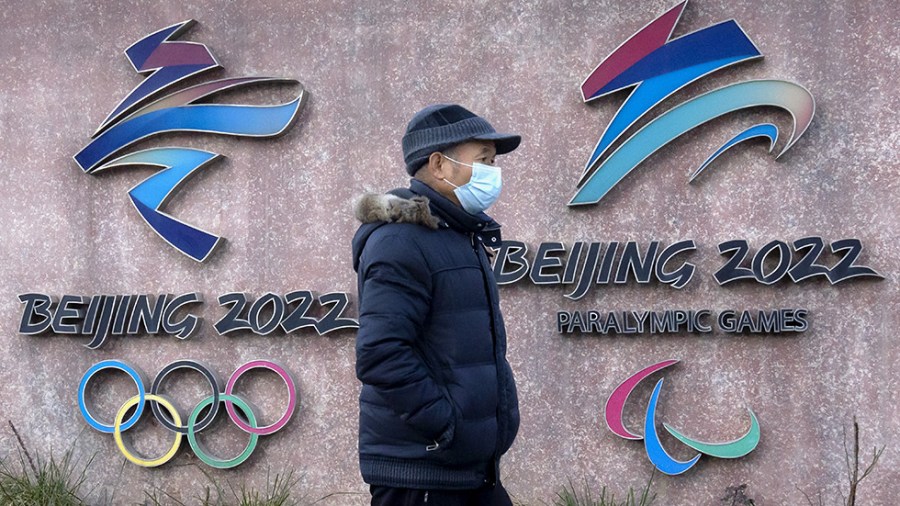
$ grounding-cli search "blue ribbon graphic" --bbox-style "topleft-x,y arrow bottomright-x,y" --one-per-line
76,20 -> 305,262
572,80 -> 813,205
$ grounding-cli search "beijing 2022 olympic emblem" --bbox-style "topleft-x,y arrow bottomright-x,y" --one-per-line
605,360 -> 760,475
74,20 -> 306,261
572,0 -> 815,205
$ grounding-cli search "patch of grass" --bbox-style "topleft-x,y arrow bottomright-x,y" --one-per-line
230,470 -> 297,506
553,474 -> 656,506
0,417 -> 354,506
0,421 -> 93,505
144,467 -> 355,506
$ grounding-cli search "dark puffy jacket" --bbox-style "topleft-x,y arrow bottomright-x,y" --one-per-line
351,179 -> 519,490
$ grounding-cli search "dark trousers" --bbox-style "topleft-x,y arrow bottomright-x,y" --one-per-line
370,482 -> 513,506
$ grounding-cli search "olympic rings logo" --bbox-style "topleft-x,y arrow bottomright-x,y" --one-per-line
604,360 -> 760,475
78,359 -> 297,468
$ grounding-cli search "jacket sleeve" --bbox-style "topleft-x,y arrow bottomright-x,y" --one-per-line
355,230 -> 455,444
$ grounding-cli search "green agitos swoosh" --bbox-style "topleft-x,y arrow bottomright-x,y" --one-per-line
663,408 -> 760,459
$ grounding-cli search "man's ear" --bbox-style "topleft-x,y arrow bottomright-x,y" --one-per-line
427,151 -> 447,179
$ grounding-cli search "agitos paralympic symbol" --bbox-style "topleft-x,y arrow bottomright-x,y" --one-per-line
605,360 -> 760,475
74,20 -> 306,261
79,359 -> 297,468
572,0 -> 815,205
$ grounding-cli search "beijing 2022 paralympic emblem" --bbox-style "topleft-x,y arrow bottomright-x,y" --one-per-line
74,20 -> 306,261
79,359 -> 297,468
605,360 -> 760,475
572,0 -> 815,205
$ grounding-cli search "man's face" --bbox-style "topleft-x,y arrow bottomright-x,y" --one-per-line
432,140 -> 498,207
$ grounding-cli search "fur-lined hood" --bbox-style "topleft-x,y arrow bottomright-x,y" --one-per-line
354,193 -> 440,229
351,190 -> 441,272
351,180 -> 502,272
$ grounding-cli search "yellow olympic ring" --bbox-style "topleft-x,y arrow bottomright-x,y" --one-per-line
113,394 -> 182,467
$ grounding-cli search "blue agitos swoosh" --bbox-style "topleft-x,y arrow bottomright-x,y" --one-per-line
573,1 -> 814,205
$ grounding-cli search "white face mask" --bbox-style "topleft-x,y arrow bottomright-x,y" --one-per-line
441,154 -> 502,215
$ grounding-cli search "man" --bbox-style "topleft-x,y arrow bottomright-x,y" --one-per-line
351,104 -> 521,505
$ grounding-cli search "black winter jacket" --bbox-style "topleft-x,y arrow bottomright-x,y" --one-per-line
351,179 -> 520,490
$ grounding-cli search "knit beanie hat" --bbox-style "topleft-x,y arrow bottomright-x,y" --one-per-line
401,104 -> 521,176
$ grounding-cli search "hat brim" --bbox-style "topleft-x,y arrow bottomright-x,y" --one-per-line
472,132 -> 521,155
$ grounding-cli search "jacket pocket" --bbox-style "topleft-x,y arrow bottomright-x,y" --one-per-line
430,416 -> 497,466
425,387 -> 459,452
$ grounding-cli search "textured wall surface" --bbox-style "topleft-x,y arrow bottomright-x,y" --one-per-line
0,0 -> 898,504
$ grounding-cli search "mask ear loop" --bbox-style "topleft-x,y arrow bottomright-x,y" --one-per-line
440,153 -> 466,189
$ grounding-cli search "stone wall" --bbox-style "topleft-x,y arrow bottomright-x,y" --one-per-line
0,0 -> 897,503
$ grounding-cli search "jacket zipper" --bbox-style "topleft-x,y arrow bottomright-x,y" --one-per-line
470,233 -> 497,351
470,231 -> 506,466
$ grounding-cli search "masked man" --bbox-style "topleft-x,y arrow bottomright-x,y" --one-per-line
351,104 -> 521,505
